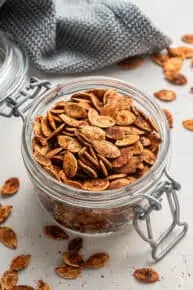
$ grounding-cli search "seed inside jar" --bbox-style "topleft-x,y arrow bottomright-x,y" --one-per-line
32,88 -> 161,191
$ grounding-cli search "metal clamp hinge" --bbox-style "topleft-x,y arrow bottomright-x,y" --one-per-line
133,169 -> 188,262
0,77 -> 51,120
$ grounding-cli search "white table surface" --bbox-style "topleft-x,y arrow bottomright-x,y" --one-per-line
1,0 -> 193,289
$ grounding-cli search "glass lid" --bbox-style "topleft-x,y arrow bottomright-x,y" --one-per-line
0,30 -> 28,103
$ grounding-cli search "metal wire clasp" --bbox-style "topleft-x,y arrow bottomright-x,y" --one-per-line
0,77 -> 51,121
133,169 -> 188,262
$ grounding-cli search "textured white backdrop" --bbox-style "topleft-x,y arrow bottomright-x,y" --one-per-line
0,0 -> 193,289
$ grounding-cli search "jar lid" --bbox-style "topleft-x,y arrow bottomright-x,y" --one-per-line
0,30 -> 28,104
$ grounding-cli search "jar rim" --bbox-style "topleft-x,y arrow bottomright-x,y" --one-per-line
22,76 -> 170,208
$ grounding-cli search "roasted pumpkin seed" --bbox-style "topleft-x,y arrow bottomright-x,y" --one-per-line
82,179 -> 109,191
115,157 -> 140,174
0,226 -> 17,249
85,253 -> 109,269
92,140 -> 120,158
63,180 -> 83,189
100,100 -> 119,117
115,135 -> 139,146
163,109 -> 174,128
68,237 -> 83,253
59,113 -> 87,128
33,116 -> 43,136
133,268 -> 159,283
0,205 -> 13,224
78,160 -> 98,178
182,119 -> 193,131
86,89 -> 107,100
41,116 -> 52,137
106,126 -> 125,140
97,155 -> 112,170
44,225 -> 68,240
134,116 -> 151,132
33,152 -> 51,167
1,270 -> 18,289
112,147 -> 133,168
79,126 -> 105,142
63,151 -> 78,178
103,89 -> 120,104
32,136 -> 48,155
63,252 -> 84,268
163,57 -> 183,75
46,123 -> 65,140
47,111 -> 56,130
56,265 -> 81,279
37,280 -> 51,290
115,110 -> 136,126
1,177 -> 20,196
57,135 -> 82,152
88,108 -> 115,128
154,90 -> 176,102
166,73 -> 187,85
10,255 -> 31,271
142,149 -> 156,165
168,46 -> 193,58
99,160 -> 108,177
108,178 -> 134,189
107,173 -> 127,180
151,53 -> 169,66
64,102 -> 87,118
182,34 -> 193,44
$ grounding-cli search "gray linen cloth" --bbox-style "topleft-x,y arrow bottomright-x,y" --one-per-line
0,0 -> 170,74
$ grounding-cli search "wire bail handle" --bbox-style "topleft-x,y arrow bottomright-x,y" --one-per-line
133,169 -> 188,262
0,77 -> 51,121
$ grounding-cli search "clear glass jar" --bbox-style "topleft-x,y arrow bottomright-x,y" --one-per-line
21,77 -> 170,236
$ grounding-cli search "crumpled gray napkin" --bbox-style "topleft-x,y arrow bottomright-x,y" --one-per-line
0,0 -> 170,74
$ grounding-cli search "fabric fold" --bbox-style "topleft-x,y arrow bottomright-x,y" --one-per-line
0,0 -> 171,74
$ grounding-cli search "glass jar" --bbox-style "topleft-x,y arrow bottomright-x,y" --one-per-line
21,78 -> 172,236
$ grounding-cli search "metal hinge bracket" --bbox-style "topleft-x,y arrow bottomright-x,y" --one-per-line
0,77 -> 51,120
133,169 -> 188,262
